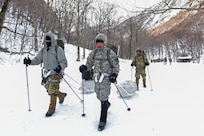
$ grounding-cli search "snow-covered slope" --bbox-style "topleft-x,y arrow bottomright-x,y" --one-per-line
1,43 -> 204,136
147,0 -> 204,36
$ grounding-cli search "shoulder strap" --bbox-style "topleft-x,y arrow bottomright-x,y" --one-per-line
142,51 -> 145,62
92,48 -> 113,68
93,49 -> 97,60
107,49 -> 113,68
55,45 -> 58,53
55,46 -> 58,60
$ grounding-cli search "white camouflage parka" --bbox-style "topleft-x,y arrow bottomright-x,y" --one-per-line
30,31 -> 67,71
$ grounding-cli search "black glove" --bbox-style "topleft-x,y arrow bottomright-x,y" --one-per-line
82,70 -> 93,80
131,63 -> 135,66
145,62 -> 150,66
23,57 -> 31,65
53,65 -> 61,73
109,73 -> 117,83
79,65 -> 87,73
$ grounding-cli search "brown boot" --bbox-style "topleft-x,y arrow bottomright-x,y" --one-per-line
143,79 -> 146,88
46,94 -> 57,117
136,79 -> 139,90
57,91 -> 67,104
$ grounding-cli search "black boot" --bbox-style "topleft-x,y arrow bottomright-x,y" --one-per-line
98,100 -> 111,131
45,111 -> 55,117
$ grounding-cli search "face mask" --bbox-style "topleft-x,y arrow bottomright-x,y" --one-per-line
46,42 -> 51,47
96,42 -> 104,48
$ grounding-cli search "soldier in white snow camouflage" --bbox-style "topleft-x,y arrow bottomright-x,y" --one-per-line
79,33 -> 119,131
23,31 -> 67,117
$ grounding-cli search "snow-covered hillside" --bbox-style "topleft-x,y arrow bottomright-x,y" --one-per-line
1,43 -> 204,136
147,0 -> 204,34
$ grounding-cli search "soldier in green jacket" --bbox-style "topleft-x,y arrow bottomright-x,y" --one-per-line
131,48 -> 149,90
23,31 -> 67,117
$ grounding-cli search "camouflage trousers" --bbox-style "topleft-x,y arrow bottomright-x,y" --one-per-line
94,76 -> 111,101
135,68 -> 146,80
45,74 -> 62,95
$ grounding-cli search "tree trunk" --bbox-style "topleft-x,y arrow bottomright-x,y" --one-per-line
0,0 -> 11,34
45,0 -> 53,32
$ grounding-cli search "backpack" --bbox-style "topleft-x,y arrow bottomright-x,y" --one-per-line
56,39 -> 65,50
107,44 -> 118,55
141,51 -> 150,66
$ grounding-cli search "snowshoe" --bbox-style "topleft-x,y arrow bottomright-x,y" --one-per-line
98,122 -> 106,131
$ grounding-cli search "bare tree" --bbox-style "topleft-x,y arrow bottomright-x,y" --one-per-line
53,0 -> 75,40
150,0 -> 204,14
91,0 -> 117,32
0,0 -> 11,34
75,0 -> 93,61
44,0 -> 53,32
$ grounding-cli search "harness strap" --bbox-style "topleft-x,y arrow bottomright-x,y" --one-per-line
94,73 -> 110,83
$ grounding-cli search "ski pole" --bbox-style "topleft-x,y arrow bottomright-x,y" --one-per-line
63,77 -> 83,102
25,63 -> 31,111
64,74 -> 91,93
66,82 -> 79,90
65,74 -> 80,85
146,66 -> 153,91
131,66 -> 134,81
81,79 -> 86,117
114,82 -> 131,111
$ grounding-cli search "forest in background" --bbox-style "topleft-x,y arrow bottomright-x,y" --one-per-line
0,0 -> 204,62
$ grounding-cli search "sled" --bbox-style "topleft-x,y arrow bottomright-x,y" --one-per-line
116,80 -> 137,98
79,80 -> 95,94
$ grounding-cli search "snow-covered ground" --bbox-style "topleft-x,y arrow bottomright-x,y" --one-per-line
1,44 -> 204,136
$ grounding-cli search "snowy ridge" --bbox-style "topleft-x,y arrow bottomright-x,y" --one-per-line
147,0 -> 204,35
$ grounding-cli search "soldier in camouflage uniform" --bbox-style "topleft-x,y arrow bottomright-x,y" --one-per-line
79,33 -> 119,131
23,31 -> 67,117
131,48 -> 149,90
